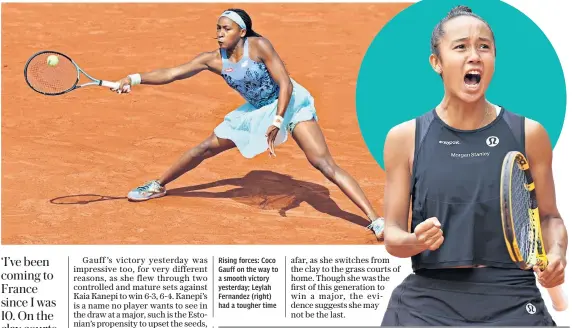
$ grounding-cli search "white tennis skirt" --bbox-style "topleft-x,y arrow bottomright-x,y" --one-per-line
214,79 -> 318,158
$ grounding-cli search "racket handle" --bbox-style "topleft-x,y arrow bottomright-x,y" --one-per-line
100,80 -> 121,89
547,285 -> 568,311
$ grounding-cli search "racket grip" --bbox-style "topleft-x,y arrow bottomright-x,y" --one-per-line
547,285 -> 568,311
100,80 -> 121,89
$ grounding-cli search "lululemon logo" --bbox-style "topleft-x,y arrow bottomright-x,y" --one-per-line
486,136 -> 499,147
526,303 -> 537,314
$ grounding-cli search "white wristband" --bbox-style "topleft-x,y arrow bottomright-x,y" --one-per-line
128,73 -> 142,86
272,115 -> 284,129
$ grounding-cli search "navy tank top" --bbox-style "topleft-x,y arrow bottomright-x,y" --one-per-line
410,106 -> 534,276
220,37 -> 280,108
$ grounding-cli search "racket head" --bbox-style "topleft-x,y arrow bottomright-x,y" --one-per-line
501,151 -> 568,312
500,151 -> 547,270
24,50 -> 79,96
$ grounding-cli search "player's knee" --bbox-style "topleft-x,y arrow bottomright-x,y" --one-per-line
310,156 -> 337,179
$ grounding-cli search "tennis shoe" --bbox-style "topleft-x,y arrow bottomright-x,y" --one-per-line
368,218 -> 385,241
127,180 -> 166,201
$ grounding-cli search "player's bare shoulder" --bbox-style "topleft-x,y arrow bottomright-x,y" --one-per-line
385,119 -> 416,150
248,36 -> 272,48
197,50 -> 223,72
524,117 -> 547,137
247,37 -> 275,60
385,119 -> 416,169
524,117 -> 552,157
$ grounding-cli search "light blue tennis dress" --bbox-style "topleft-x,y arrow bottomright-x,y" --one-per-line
213,37 -> 318,158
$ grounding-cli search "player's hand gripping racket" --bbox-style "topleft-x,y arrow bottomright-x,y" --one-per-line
24,50 -> 120,96
500,150 -> 568,311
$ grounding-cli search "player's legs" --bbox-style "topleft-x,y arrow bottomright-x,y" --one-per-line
127,133 -> 236,201
291,120 -> 382,224
158,133 -> 236,186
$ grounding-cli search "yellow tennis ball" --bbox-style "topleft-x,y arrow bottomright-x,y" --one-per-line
46,55 -> 59,67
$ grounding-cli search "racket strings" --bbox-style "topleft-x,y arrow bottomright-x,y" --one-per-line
25,52 -> 77,94
511,163 -> 535,265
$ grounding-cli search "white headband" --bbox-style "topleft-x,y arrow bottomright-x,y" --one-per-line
219,10 -> 247,30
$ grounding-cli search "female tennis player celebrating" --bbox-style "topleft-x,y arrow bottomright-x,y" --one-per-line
381,5 -> 567,325
112,9 -> 385,239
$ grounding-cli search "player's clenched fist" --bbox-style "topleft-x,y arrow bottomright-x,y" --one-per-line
413,217 -> 444,251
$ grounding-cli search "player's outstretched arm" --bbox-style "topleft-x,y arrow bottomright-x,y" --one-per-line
113,51 -> 218,92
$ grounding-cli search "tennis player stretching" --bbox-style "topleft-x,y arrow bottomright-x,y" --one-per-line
112,9 -> 385,239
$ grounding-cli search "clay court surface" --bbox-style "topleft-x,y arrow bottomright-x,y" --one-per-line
2,3 -> 406,245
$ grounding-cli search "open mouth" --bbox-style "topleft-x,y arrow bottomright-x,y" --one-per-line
464,70 -> 481,89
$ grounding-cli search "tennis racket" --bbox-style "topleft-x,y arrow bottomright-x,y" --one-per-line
500,150 -> 568,311
24,50 -> 120,96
